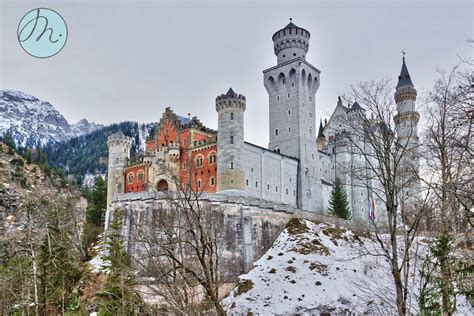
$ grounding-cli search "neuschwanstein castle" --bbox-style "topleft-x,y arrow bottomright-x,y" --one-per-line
106,20 -> 420,223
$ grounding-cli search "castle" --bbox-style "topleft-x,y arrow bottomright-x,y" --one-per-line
106,20 -> 420,223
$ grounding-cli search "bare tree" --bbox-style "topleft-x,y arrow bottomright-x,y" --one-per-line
418,65 -> 473,314
338,79 -> 427,315
129,173 -> 229,315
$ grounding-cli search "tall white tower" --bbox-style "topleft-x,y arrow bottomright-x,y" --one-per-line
106,130 -> 132,208
216,88 -> 246,191
263,19 -> 321,212
394,55 -> 421,205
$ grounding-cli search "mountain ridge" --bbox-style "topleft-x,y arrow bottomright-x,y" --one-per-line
0,89 -> 104,147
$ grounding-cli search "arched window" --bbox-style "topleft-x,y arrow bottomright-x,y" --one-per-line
195,155 -> 204,167
246,179 -> 249,186
230,161 -> 234,169
230,112 -> 234,120
208,152 -> 217,164
210,177 -> 215,186
127,172 -> 134,184
230,136 -> 234,144
137,171 -> 144,181
275,129 -> 279,136
197,179 -> 202,188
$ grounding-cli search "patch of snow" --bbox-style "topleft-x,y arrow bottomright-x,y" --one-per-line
223,219 -> 472,315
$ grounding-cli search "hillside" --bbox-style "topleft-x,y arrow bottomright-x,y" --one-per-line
43,121 -> 155,185
0,90 -> 102,147
223,218 -> 472,314
0,141 -> 86,240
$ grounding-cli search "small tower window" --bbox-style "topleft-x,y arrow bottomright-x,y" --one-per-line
197,180 -> 202,188
288,127 -> 291,133
287,93 -> 291,99
210,177 -> 215,186
286,188 -> 289,195
230,112 -> 234,120
309,96 -> 313,101
288,109 -> 291,115
255,181 -> 258,188
275,129 -> 279,136
309,112 -> 313,118
230,161 -> 234,169
183,162 -> 186,170
277,95 -> 280,102
246,179 -> 249,186
230,136 -> 234,144
292,82 -> 295,87
275,186 -> 278,192
267,184 -> 270,190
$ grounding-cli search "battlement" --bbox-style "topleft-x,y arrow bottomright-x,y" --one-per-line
272,20 -> 310,64
216,88 -> 246,112
107,131 -> 132,148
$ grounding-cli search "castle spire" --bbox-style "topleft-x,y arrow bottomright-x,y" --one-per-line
317,119 -> 325,139
396,52 -> 414,89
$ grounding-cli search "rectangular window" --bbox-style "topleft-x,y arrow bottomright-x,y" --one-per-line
230,136 -> 234,144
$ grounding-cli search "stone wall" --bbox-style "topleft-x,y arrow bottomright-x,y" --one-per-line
110,191 -> 300,279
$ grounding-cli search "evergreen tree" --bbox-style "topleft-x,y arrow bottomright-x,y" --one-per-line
87,177 -> 107,226
38,203 -> 82,314
328,177 -> 351,220
1,132 -> 16,150
82,176 -> 108,256
97,209 -> 142,315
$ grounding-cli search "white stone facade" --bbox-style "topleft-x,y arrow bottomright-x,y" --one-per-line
242,142 -> 298,206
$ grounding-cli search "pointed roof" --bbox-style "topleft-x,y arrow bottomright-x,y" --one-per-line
351,101 -> 362,110
317,119 -> 325,139
396,56 -> 414,89
115,129 -> 125,137
226,87 -> 236,98
285,21 -> 298,28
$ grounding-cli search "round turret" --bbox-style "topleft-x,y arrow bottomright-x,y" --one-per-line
272,19 -> 310,64
216,88 -> 246,192
106,130 -> 132,208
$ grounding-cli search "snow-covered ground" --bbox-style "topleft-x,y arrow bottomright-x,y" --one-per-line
223,218 -> 472,315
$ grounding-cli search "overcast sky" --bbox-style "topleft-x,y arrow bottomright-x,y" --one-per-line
1,0 -> 472,147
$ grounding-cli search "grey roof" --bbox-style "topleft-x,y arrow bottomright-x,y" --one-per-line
351,101 -> 362,110
226,87 -> 236,97
317,120 -> 325,139
285,21 -> 298,28
396,57 -> 414,89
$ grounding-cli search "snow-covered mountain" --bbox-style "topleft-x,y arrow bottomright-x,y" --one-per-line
0,90 -> 103,147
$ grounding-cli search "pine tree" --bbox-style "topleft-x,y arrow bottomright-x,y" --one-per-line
97,209 -> 142,315
328,177 -> 351,220
82,176 -> 108,256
